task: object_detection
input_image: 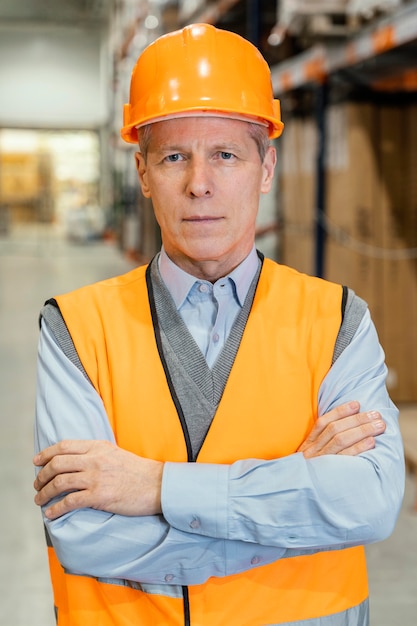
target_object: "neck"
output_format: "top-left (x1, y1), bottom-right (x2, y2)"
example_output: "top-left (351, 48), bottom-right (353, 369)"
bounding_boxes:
top-left (166, 253), bottom-right (247, 282)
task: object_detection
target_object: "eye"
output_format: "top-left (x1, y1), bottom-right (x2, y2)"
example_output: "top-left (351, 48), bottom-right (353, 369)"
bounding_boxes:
top-left (220, 152), bottom-right (234, 160)
top-left (165, 153), bottom-right (183, 162)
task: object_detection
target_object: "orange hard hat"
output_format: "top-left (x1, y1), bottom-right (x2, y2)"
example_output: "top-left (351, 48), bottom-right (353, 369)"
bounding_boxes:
top-left (121, 23), bottom-right (284, 143)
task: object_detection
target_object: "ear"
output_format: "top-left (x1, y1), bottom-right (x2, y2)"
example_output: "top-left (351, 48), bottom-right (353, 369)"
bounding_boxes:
top-left (135, 152), bottom-right (151, 198)
top-left (260, 146), bottom-right (277, 194)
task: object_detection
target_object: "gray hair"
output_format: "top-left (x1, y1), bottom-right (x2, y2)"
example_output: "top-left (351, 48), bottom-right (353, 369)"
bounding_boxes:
top-left (137, 120), bottom-right (270, 163)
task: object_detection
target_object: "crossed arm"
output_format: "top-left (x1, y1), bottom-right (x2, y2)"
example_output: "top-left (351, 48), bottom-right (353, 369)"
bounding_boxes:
top-left (33, 315), bottom-right (405, 584)
top-left (34, 402), bottom-right (385, 520)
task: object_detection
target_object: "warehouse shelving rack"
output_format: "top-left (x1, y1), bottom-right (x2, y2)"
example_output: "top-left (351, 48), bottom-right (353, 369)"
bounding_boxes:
top-left (271, 0), bottom-right (417, 93)
top-left (269, 0), bottom-right (417, 276)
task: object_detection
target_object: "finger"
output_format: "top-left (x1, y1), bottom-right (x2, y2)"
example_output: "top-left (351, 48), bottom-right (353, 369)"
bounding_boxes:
top-left (300, 411), bottom-right (385, 457)
top-left (299, 401), bottom-right (361, 449)
top-left (314, 401), bottom-right (361, 433)
top-left (324, 417), bottom-right (385, 455)
top-left (33, 440), bottom-right (92, 467)
top-left (320, 400), bottom-right (361, 425)
top-left (303, 415), bottom-right (386, 458)
top-left (34, 453), bottom-right (88, 491)
top-left (338, 436), bottom-right (376, 456)
top-left (43, 490), bottom-right (92, 520)
top-left (34, 469), bottom-right (89, 506)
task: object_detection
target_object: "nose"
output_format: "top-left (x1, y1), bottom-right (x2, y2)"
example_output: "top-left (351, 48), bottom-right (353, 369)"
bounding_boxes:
top-left (185, 157), bottom-right (213, 198)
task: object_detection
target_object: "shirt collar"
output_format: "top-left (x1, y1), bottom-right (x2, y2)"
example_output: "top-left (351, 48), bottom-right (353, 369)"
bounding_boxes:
top-left (158, 246), bottom-right (260, 310)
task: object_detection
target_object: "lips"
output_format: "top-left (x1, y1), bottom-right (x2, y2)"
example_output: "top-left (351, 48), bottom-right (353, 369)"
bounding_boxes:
top-left (184, 216), bottom-right (223, 222)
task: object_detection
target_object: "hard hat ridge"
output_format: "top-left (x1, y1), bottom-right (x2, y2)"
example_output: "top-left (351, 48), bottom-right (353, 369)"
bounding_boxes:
top-left (121, 23), bottom-right (284, 143)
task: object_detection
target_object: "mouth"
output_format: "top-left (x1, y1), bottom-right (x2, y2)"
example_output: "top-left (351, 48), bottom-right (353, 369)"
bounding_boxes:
top-left (183, 216), bottom-right (224, 223)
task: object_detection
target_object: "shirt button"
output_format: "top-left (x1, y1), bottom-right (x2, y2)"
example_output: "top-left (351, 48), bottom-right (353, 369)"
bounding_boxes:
top-left (212, 333), bottom-right (219, 343)
top-left (251, 556), bottom-right (261, 565)
top-left (164, 574), bottom-right (174, 583)
top-left (190, 518), bottom-right (200, 529)
top-left (199, 283), bottom-right (209, 293)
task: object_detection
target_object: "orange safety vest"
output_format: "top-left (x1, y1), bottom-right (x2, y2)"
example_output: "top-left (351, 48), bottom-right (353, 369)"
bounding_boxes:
top-left (48, 258), bottom-right (368, 625)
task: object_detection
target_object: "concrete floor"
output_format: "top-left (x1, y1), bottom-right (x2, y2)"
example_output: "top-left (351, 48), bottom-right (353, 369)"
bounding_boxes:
top-left (1, 224), bottom-right (416, 625)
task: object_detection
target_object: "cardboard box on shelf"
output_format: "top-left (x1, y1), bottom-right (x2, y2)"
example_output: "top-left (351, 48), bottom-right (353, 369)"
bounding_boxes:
top-left (280, 100), bottom-right (417, 402)
top-left (324, 102), bottom-right (380, 318)
top-left (405, 105), bottom-right (417, 401)
top-left (377, 105), bottom-right (417, 402)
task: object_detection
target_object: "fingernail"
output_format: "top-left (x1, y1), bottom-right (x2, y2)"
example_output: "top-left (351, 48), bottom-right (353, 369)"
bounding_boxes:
top-left (367, 411), bottom-right (380, 420)
top-left (372, 420), bottom-right (385, 431)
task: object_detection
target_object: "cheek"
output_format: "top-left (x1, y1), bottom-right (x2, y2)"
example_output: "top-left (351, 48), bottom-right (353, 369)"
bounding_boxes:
top-left (151, 202), bottom-right (178, 235)
top-left (145, 171), bottom-right (177, 201)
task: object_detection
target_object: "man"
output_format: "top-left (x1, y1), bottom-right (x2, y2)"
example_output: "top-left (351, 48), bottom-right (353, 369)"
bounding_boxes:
top-left (34, 23), bottom-right (404, 626)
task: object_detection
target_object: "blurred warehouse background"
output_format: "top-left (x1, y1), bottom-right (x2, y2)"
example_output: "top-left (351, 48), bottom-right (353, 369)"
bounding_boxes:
top-left (0, 0), bottom-right (416, 624)
top-left (1, 0), bottom-right (417, 401)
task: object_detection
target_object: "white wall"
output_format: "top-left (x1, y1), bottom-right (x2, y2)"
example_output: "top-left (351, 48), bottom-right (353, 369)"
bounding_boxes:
top-left (0, 25), bottom-right (110, 129)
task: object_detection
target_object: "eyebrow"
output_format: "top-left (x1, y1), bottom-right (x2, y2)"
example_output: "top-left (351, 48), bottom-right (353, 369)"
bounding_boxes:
top-left (212, 142), bottom-right (243, 153)
top-left (154, 145), bottom-right (184, 154)
top-left (153, 142), bottom-right (245, 155)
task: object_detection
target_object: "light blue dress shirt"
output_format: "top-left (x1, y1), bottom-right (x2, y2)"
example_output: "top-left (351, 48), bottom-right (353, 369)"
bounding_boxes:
top-left (158, 246), bottom-right (259, 368)
top-left (34, 248), bottom-right (405, 586)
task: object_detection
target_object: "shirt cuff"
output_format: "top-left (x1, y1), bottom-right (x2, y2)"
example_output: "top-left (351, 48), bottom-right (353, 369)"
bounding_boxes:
top-left (161, 461), bottom-right (229, 539)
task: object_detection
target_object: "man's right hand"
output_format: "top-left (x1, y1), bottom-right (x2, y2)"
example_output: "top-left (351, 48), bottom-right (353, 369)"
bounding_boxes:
top-left (34, 440), bottom-right (164, 520)
top-left (298, 401), bottom-right (386, 459)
